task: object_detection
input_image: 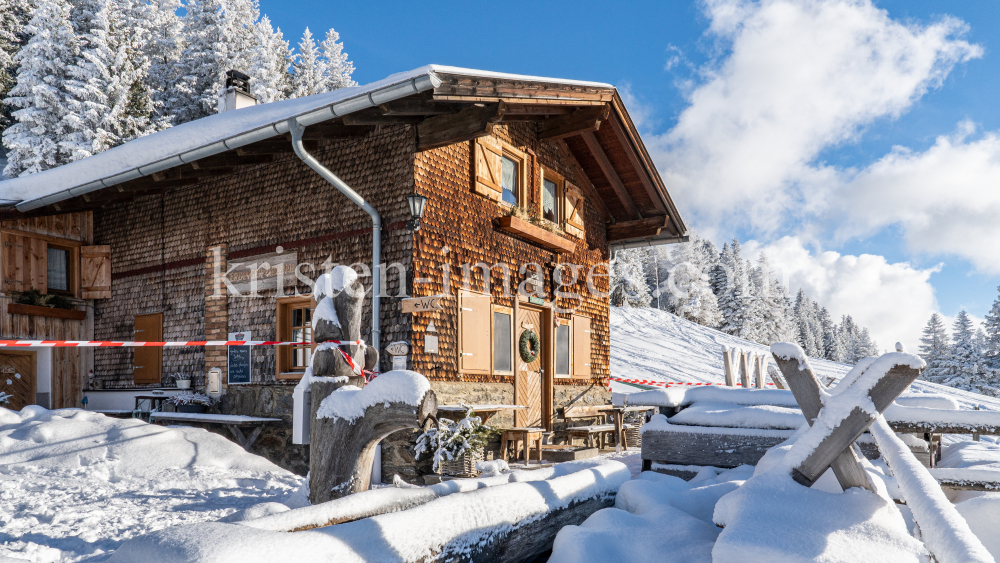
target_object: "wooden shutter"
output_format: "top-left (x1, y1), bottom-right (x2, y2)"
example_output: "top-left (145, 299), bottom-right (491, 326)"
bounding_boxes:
top-left (473, 136), bottom-right (504, 202)
top-left (133, 313), bottom-right (163, 384)
top-left (2, 233), bottom-right (46, 294)
top-left (564, 182), bottom-right (585, 230)
top-left (572, 315), bottom-right (591, 378)
top-left (459, 291), bottom-right (492, 374)
top-left (81, 245), bottom-right (111, 299)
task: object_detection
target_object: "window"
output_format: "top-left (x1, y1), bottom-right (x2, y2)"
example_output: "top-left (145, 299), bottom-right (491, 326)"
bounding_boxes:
top-left (555, 322), bottom-right (570, 377)
top-left (276, 296), bottom-right (316, 379)
top-left (542, 178), bottom-right (558, 223)
top-left (47, 247), bottom-right (70, 292)
top-left (501, 155), bottom-right (519, 205)
top-left (493, 310), bottom-right (512, 373)
top-left (290, 306), bottom-right (312, 369)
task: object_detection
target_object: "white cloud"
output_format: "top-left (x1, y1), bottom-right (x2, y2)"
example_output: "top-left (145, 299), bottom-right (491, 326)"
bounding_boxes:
top-left (743, 236), bottom-right (941, 350)
top-left (654, 0), bottom-right (982, 235)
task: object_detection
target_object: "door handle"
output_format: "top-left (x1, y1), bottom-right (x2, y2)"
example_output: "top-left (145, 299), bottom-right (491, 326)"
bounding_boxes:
top-left (134, 366), bottom-right (143, 369)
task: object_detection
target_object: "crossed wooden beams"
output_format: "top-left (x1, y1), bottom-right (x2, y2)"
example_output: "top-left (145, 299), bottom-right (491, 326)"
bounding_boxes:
top-left (772, 345), bottom-right (922, 492)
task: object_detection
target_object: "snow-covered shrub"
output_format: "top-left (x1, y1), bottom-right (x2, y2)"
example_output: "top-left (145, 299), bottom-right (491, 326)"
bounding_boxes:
top-left (415, 408), bottom-right (497, 474)
top-left (166, 392), bottom-right (213, 407)
top-left (0, 391), bottom-right (10, 405)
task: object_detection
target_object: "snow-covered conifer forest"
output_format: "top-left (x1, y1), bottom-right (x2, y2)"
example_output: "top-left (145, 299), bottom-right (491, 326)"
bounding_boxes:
top-left (0, 0), bottom-right (355, 178)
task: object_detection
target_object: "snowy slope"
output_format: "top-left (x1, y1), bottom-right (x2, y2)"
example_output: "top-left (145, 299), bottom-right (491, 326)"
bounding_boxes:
top-left (610, 307), bottom-right (1000, 411)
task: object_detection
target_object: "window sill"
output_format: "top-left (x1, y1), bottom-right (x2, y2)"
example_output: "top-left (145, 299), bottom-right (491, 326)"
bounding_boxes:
top-left (495, 216), bottom-right (576, 254)
top-left (8, 303), bottom-right (86, 321)
top-left (276, 371), bottom-right (306, 381)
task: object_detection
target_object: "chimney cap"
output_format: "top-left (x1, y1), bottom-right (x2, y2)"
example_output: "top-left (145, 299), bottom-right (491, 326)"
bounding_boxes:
top-left (225, 69), bottom-right (251, 92)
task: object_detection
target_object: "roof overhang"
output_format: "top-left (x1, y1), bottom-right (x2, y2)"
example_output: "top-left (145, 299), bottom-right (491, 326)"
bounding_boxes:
top-left (0, 65), bottom-right (686, 247)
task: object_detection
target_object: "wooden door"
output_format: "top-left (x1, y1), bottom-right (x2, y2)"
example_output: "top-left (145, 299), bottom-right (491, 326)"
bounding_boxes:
top-left (515, 307), bottom-right (543, 428)
top-left (0, 352), bottom-right (36, 411)
top-left (134, 313), bottom-right (162, 385)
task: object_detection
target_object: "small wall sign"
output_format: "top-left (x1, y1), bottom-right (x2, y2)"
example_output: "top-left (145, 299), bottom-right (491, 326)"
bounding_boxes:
top-left (528, 296), bottom-right (545, 305)
top-left (401, 295), bottom-right (445, 313)
top-left (386, 340), bottom-right (409, 371)
top-left (227, 331), bottom-right (251, 385)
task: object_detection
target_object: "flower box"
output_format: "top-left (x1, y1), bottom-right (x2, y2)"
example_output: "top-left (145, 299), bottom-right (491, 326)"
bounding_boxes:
top-left (495, 216), bottom-right (576, 254)
top-left (7, 303), bottom-right (86, 321)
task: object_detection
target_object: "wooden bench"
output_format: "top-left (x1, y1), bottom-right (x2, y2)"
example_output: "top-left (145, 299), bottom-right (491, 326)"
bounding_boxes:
top-left (563, 406), bottom-right (630, 449)
top-left (499, 427), bottom-right (545, 465)
top-left (150, 412), bottom-right (281, 451)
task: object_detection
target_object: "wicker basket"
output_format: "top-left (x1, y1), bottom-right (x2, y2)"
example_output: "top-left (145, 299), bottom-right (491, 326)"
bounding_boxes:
top-left (624, 416), bottom-right (644, 449)
top-left (440, 451), bottom-right (484, 478)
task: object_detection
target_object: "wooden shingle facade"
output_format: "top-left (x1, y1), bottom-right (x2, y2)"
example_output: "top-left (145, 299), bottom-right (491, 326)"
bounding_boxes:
top-left (0, 67), bottom-right (686, 478)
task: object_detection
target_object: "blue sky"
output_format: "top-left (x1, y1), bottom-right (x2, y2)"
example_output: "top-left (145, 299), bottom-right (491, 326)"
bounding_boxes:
top-left (262, 0), bottom-right (1000, 347)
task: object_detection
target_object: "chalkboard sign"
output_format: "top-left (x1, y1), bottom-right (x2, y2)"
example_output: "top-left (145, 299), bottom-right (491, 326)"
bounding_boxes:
top-left (227, 331), bottom-right (252, 385)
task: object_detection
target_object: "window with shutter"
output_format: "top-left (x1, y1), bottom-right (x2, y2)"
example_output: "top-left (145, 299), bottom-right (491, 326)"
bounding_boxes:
top-left (459, 290), bottom-right (492, 374)
top-left (555, 319), bottom-right (571, 378)
top-left (564, 181), bottom-right (585, 237)
top-left (473, 136), bottom-right (504, 202)
top-left (492, 305), bottom-right (513, 374)
top-left (80, 245), bottom-right (111, 299)
top-left (572, 315), bottom-right (592, 378)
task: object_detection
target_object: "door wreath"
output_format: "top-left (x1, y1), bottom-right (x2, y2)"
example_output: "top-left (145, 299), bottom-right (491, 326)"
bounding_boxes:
top-left (519, 329), bottom-right (540, 363)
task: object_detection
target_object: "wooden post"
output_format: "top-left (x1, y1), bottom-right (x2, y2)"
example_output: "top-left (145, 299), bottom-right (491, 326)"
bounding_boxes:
top-left (739, 351), bottom-right (751, 389)
top-left (788, 361), bottom-right (921, 488)
top-left (723, 347), bottom-right (736, 387)
top-left (766, 363), bottom-right (786, 389)
top-left (773, 353), bottom-right (874, 492)
top-left (974, 405), bottom-right (981, 442)
top-left (755, 354), bottom-right (767, 389)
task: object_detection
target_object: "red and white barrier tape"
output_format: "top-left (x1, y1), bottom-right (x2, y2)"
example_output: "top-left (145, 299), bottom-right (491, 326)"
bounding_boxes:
top-left (607, 375), bottom-right (775, 389)
top-left (0, 339), bottom-right (363, 347)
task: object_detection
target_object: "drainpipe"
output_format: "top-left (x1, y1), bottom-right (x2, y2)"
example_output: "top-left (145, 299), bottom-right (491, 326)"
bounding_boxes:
top-left (288, 119), bottom-right (381, 356)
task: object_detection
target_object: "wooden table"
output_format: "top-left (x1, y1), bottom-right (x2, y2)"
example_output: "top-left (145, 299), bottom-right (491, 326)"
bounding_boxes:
top-left (437, 404), bottom-right (527, 423)
top-left (150, 412), bottom-right (281, 451)
top-left (500, 427), bottom-right (545, 465)
top-left (609, 406), bottom-right (655, 449)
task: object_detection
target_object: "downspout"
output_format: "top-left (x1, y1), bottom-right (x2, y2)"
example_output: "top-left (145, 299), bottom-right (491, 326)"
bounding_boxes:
top-left (288, 119), bottom-right (381, 357)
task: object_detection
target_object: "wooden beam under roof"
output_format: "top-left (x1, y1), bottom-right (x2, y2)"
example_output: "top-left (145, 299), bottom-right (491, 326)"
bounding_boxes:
top-left (151, 166), bottom-right (236, 181)
top-left (555, 140), bottom-right (611, 222)
top-left (606, 215), bottom-right (669, 242)
top-left (416, 102), bottom-right (505, 151)
top-left (605, 113), bottom-right (666, 215)
top-left (580, 131), bottom-right (641, 219)
top-left (300, 122), bottom-right (370, 140)
top-left (537, 104), bottom-right (609, 140)
top-left (236, 140), bottom-right (318, 156)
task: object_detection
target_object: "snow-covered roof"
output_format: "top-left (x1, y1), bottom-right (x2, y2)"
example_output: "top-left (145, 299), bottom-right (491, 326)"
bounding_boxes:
top-left (0, 65), bottom-right (614, 212)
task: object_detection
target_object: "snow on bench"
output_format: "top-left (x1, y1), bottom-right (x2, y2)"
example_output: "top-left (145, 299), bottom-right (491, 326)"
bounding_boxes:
top-left (108, 459), bottom-right (631, 563)
top-left (929, 468), bottom-right (1000, 491)
top-left (149, 412), bottom-right (282, 451)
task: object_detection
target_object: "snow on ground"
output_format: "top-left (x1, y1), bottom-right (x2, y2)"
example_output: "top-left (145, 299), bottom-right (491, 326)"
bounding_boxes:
top-left (610, 306), bottom-right (1000, 412)
top-left (0, 406), bottom-right (303, 562)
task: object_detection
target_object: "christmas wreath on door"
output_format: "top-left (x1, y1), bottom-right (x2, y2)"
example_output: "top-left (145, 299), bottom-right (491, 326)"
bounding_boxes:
top-left (519, 329), bottom-right (540, 363)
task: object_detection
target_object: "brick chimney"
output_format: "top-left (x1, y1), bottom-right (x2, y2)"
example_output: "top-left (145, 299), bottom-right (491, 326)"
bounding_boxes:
top-left (218, 69), bottom-right (258, 113)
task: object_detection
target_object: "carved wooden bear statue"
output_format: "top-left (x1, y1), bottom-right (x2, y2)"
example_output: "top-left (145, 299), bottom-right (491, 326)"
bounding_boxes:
top-left (310, 265), bottom-right (378, 386)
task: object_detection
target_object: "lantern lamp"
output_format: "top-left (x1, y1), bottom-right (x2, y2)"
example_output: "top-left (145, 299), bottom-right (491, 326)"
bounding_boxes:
top-left (406, 193), bottom-right (428, 231)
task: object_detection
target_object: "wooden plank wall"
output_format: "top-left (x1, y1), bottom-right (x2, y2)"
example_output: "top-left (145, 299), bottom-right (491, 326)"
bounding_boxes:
top-left (0, 212), bottom-right (92, 408)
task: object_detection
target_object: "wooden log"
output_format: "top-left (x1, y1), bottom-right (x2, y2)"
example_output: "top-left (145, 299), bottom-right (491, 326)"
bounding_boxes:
top-left (723, 347), bottom-right (736, 387)
top-left (417, 102), bottom-right (505, 151)
top-left (790, 362), bottom-right (921, 487)
top-left (309, 380), bottom-right (437, 504)
top-left (456, 496), bottom-right (614, 563)
top-left (773, 353), bottom-right (875, 491)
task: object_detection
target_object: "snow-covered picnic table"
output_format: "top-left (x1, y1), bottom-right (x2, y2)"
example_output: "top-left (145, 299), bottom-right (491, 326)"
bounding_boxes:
top-left (149, 412), bottom-right (282, 451)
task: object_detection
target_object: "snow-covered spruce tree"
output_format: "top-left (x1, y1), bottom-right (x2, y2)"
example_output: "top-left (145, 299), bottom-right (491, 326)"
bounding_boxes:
top-left (716, 239), bottom-right (751, 338)
top-left (919, 313), bottom-right (950, 381)
top-left (819, 307), bottom-right (844, 362)
top-left (610, 248), bottom-right (651, 308)
top-left (173, 0), bottom-right (258, 123)
top-left (319, 27), bottom-right (355, 91)
top-left (291, 27), bottom-right (324, 98)
top-left (138, 0), bottom-right (183, 128)
top-left (3, 0), bottom-right (79, 177)
top-left (0, 0), bottom-right (31, 130)
top-left (247, 15), bottom-right (291, 103)
top-left (794, 289), bottom-right (822, 357)
top-left (983, 286), bottom-right (1000, 369)
top-left (62, 0), bottom-right (153, 159)
top-left (941, 310), bottom-right (993, 394)
top-left (709, 242), bottom-right (730, 299)
top-left (662, 236), bottom-right (721, 327)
